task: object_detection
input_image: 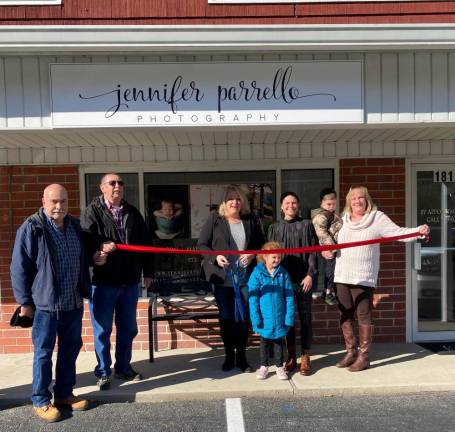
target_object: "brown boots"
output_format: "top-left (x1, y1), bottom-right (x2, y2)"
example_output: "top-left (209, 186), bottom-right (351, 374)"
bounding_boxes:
top-left (284, 345), bottom-right (311, 376)
top-left (284, 345), bottom-right (297, 372)
top-left (299, 352), bottom-right (311, 376)
top-left (337, 321), bottom-right (373, 372)
top-left (336, 320), bottom-right (358, 368)
top-left (348, 324), bottom-right (373, 372)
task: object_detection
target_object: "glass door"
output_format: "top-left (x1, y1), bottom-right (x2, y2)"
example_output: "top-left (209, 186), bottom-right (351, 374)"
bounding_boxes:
top-left (412, 164), bottom-right (455, 341)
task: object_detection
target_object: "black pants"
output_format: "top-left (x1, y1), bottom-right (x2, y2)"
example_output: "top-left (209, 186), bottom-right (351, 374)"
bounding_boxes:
top-left (214, 284), bottom-right (249, 359)
top-left (260, 337), bottom-right (285, 367)
top-left (336, 283), bottom-right (373, 325)
top-left (324, 258), bottom-right (336, 290)
top-left (287, 288), bottom-right (313, 352)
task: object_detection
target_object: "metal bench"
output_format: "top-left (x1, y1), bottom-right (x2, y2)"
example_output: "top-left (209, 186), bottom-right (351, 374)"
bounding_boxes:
top-left (147, 277), bottom-right (219, 362)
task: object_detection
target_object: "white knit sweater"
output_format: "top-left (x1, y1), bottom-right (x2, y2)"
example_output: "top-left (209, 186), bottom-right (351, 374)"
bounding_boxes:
top-left (334, 210), bottom-right (418, 288)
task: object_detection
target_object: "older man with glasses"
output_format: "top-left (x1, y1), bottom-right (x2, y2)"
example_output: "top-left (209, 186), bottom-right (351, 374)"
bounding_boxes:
top-left (81, 173), bottom-right (153, 390)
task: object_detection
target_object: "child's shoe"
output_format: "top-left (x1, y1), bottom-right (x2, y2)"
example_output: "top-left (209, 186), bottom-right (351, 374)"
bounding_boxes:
top-left (276, 366), bottom-right (288, 380)
top-left (324, 291), bottom-right (338, 306)
top-left (256, 366), bottom-right (268, 380)
top-left (312, 291), bottom-right (323, 301)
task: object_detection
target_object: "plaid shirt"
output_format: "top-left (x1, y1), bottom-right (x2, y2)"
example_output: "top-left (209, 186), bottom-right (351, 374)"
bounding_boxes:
top-left (44, 214), bottom-right (83, 311)
top-left (105, 199), bottom-right (125, 242)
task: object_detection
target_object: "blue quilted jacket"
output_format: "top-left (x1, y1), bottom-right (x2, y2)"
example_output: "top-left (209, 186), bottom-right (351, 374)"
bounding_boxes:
top-left (248, 263), bottom-right (294, 340)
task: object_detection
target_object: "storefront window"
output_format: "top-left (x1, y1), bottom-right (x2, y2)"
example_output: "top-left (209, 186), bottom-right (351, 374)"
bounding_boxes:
top-left (281, 169), bottom-right (334, 219)
top-left (144, 171), bottom-right (275, 293)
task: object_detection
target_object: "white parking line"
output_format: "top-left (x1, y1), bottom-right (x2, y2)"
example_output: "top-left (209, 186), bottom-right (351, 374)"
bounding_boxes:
top-left (225, 398), bottom-right (246, 432)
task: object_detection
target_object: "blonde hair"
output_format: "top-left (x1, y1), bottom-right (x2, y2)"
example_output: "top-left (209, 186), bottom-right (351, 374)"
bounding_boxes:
top-left (257, 241), bottom-right (282, 263)
top-left (343, 185), bottom-right (376, 217)
top-left (217, 185), bottom-right (251, 216)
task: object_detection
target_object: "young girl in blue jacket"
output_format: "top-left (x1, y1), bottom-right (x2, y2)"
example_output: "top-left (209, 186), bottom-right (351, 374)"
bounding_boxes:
top-left (248, 242), bottom-right (295, 380)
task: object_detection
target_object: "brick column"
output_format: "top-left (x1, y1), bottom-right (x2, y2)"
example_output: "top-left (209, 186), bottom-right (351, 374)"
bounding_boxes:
top-left (339, 158), bottom-right (406, 342)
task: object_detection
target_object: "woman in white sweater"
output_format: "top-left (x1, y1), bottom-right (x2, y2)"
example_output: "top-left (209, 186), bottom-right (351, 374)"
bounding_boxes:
top-left (333, 185), bottom-right (429, 372)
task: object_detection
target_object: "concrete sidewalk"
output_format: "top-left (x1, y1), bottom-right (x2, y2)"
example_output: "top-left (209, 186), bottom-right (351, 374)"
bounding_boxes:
top-left (1, 344), bottom-right (454, 406)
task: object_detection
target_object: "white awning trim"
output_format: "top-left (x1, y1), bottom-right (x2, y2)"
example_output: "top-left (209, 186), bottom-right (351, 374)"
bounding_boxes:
top-left (2, 24), bottom-right (455, 53)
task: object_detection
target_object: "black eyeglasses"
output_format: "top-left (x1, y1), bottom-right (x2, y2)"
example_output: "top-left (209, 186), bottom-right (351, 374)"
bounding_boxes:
top-left (104, 180), bottom-right (124, 187)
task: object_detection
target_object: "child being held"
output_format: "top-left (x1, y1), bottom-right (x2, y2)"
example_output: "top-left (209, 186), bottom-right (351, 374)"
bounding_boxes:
top-left (153, 199), bottom-right (184, 239)
top-left (311, 188), bottom-right (343, 306)
top-left (248, 242), bottom-right (295, 381)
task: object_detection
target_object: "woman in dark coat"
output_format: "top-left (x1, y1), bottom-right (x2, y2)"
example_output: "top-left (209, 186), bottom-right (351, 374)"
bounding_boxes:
top-left (197, 185), bottom-right (265, 372)
top-left (268, 191), bottom-right (318, 375)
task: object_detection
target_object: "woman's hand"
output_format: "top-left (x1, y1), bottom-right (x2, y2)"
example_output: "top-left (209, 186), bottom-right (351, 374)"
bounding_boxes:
top-left (418, 224), bottom-right (430, 236)
top-left (239, 254), bottom-right (253, 268)
top-left (321, 250), bottom-right (334, 260)
top-left (300, 275), bottom-right (313, 293)
top-left (216, 255), bottom-right (229, 268)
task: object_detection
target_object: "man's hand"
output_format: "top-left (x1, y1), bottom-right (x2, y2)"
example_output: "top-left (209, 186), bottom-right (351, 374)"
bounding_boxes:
top-left (93, 250), bottom-right (108, 266)
top-left (101, 241), bottom-right (116, 253)
top-left (143, 277), bottom-right (153, 289)
top-left (20, 305), bottom-right (34, 319)
top-left (300, 275), bottom-right (313, 293)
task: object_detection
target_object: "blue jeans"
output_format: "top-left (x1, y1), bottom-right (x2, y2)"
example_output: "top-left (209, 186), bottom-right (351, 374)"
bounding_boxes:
top-left (89, 283), bottom-right (139, 377)
top-left (31, 307), bottom-right (83, 407)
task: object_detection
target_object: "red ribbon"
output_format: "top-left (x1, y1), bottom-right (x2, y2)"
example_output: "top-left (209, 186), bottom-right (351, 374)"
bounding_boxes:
top-left (115, 231), bottom-right (426, 255)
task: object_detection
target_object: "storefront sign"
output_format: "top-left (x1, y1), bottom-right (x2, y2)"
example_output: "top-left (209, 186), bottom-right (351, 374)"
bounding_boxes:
top-left (50, 61), bottom-right (363, 128)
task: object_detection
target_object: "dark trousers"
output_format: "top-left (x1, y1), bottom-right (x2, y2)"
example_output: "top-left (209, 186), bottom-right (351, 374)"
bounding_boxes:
top-left (32, 307), bottom-right (83, 407)
top-left (214, 284), bottom-right (249, 359)
top-left (336, 283), bottom-right (373, 325)
top-left (260, 337), bottom-right (285, 367)
top-left (324, 258), bottom-right (336, 290)
top-left (287, 288), bottom-right (313, 353)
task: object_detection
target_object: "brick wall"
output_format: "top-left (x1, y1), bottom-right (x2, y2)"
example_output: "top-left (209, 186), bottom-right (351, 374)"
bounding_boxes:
top-left (0, 160), bottom-right (407, 354)
top-left (0, 165), bottom-right (80, 353)
top-left (339, 158), bottom-right (407, 342)
top-left (0, 164), bottom-right (220, 354)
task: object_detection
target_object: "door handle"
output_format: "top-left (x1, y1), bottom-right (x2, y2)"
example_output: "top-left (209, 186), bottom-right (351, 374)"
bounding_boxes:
top-left (414, 242), bottom-right (421, 271)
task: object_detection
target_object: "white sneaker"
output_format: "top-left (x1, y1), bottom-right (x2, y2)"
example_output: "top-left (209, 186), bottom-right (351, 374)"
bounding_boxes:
top-left (276, 366), bottom-right (288, 380)
top-left (312, 291), bottom-right (323, 300)
top-left (256, 366), bottom-right (268, 380)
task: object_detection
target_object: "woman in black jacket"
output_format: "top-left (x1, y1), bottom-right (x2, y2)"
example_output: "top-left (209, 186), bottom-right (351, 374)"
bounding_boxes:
top-left (197, 185), bottom-right (265, 372)
top-left (268, 191), bottom-right (318, 376)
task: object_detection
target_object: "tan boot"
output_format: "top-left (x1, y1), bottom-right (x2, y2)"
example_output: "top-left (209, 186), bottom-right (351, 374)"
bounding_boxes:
top-left (33, 403), bottom-right (61, 422)
top-left (54, 394), bottom-right (89, 411)
top-left (299, 352), bottom-right (311, 376)
top-left (348, 324), bottom-right (373, 372)
top-left (336, 320), bottom-right (358, 368)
